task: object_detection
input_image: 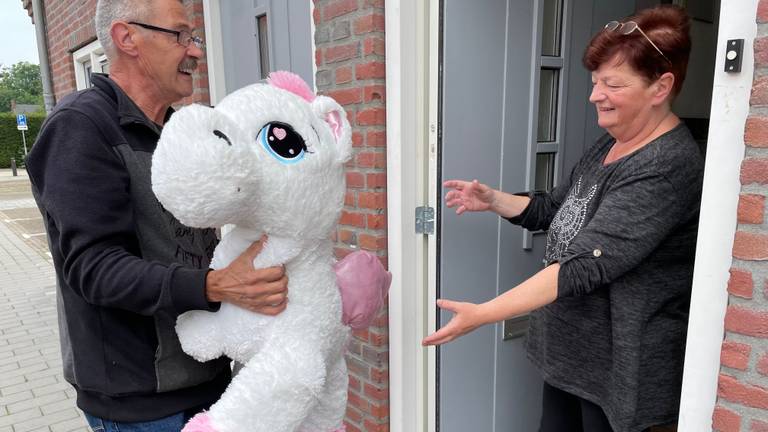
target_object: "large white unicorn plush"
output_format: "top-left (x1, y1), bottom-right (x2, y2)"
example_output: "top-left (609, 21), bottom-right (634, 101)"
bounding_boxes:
top-left (151, 71), bottom-right (386, 432)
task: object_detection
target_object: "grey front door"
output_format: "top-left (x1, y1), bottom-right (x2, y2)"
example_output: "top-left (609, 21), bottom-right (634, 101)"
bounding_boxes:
top-left (219, 0), bottom-right (314, 93)
top-left (437, 0), bottom-right (634, 430)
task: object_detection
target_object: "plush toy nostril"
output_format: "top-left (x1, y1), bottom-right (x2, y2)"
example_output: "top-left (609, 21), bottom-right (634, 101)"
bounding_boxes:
top-left (213, 129), bottom-right (232, 146)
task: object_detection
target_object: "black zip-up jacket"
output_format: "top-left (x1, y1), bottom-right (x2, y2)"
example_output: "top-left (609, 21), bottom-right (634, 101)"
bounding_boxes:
top-left (26, 74), bottom-right (230, 421)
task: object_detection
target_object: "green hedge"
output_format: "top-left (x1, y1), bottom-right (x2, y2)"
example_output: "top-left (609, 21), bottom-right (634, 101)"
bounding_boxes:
top-left (0, 112), bottom-right (45, 168)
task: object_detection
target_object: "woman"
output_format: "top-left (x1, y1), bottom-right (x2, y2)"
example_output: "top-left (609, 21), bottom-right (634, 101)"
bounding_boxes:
top-left (423, 5), bottom-right (702, 432)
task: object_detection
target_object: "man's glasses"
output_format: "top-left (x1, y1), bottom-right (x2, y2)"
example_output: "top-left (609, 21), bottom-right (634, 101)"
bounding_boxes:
top-left (604, 21), bottom-right (670, 64)
top-left (128, 21), bottom-right (205, 49)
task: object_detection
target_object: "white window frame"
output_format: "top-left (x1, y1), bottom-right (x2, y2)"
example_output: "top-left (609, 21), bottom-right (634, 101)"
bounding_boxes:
top-left (202, 0), bottom-right (227, 104)
top-left (73, 40), bottom-right (109, 90)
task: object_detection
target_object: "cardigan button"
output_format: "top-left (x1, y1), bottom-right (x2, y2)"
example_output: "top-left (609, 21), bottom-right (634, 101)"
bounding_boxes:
top-left (593, 249), bottom-right (602, 257)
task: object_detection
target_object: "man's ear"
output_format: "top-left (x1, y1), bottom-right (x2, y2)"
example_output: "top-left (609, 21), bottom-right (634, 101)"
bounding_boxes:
top-left (111, 21), bottom-right (139, 57)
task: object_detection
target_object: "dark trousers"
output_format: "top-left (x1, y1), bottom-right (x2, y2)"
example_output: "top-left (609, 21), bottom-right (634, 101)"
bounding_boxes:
top-left (539, 382), bottom-right (614, 432)
top-left (84, 402), bottom-right (210, 432)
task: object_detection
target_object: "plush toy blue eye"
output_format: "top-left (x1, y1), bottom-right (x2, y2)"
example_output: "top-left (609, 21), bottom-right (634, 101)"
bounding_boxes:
top-left (258, 122), bottom-right (308, 164)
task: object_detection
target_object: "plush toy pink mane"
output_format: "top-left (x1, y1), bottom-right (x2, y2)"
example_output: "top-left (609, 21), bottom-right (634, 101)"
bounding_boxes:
top-left (267, 71), bottom-right (316, 103)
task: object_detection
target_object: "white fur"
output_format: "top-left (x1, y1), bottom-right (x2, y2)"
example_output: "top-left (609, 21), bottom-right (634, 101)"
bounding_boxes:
top-left (151, 74), bottom-right (352, 432)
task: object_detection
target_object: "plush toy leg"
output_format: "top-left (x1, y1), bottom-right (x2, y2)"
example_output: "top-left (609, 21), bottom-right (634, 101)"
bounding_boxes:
top-left (298, 356), bottom-right (348, 432)
top-left (175, 309), bottom-right (226, 362)
top-left (205, 341), bottom-right (327, 432)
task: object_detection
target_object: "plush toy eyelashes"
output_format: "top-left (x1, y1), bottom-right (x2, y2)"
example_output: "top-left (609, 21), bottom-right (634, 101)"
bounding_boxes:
top-left (258, 122), bottom-right (310, 164)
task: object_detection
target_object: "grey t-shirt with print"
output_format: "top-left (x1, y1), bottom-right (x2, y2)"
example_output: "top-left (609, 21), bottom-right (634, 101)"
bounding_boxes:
top-left (509, 123), bottom-right (703, 432)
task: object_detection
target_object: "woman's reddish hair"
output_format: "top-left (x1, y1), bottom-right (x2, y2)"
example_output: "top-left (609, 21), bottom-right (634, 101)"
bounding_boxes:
top-left (583, 5), bottom-right (691, 96)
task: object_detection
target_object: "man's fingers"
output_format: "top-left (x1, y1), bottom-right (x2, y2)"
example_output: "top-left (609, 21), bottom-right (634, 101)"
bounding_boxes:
top-left (250, 301), bottom-right (288, 316)
top-left (250, 266), bottom-right (286, 284)
top-left (263, 293), bottom-right (287, 306)
top-left (243, 277), bottom-right (289, 302)
top-left (243, 236), bottom-right (267, 260)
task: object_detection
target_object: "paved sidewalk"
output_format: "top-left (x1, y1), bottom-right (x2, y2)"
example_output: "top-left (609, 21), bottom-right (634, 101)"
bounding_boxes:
top-left (0, 169), bottom-right (28, 183)
top-left (0, 170), bottom-right (90, 432)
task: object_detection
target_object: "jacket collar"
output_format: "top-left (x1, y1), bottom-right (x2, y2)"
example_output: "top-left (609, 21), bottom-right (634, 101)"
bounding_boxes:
top-left (91, 73), bottom-right (174, 135)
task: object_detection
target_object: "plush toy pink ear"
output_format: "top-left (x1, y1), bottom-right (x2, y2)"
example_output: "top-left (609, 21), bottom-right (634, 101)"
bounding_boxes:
top-left (313, 95), bottom-right (352, 162)
top-left (325, 110), bottom-right (344, 142)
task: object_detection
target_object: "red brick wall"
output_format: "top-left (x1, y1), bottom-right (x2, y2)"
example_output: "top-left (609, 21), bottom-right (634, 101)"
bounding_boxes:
top-left (178, 0), bottom-right (209, 106)
top-left (314, 1), bottom-right (389, 431)
top-left (41, 0), bottom-right (97, 99)
top-left (34, 0), bottom-right (209, 106)
top-left (713, 1), bottom-right (768, 429)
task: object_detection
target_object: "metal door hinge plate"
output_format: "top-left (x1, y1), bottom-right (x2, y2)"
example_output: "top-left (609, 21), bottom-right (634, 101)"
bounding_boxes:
top-left (415, 206), bottom-right (435, 235)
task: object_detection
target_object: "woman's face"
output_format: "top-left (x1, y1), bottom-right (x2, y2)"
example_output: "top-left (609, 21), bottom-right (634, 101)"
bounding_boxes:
top-left (589, 56), bottom-right (661, 140)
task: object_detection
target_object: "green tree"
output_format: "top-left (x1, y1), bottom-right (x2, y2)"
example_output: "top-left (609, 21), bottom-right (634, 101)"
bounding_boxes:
top-left (0, 62), bottom-right (43, 112)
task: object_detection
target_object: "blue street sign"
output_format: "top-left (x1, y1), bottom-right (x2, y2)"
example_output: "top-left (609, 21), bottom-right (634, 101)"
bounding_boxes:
top-left (16, 114), bottom-right (28, 131)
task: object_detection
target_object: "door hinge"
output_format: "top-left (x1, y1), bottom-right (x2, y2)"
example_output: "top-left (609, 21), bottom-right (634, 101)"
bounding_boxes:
top-left (415, 206), bottom-right (435, 235)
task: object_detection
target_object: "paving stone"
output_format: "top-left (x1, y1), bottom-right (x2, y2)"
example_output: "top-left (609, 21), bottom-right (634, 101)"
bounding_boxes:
top-left (31, 382), bottom-right (70, 398)
top-left (7, 391), bottom-right (66, 414)
top-left (0, 407), bottom-right (40, 428)
top-left (0, 390), bottom-right (33, 407)
top-left (13, 407), bottom-right (79, 431)
top-left (1, 377), bottom-right (58, 397)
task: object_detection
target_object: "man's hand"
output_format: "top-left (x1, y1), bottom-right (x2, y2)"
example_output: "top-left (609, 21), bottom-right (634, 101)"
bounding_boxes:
top-left (205, 237), bottom-right (289, 315)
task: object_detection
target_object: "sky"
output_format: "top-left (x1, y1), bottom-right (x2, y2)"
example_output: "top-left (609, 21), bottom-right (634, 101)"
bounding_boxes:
top-left (0, 1), bottom-right (39, 68)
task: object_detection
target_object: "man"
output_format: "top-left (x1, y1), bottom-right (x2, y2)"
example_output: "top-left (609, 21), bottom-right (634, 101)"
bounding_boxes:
top-left (26, 0), bottom-right (291, 429)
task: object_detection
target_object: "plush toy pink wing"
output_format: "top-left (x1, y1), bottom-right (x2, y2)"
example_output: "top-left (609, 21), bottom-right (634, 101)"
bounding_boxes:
top-left (334, 250), bottom-right (391, 329)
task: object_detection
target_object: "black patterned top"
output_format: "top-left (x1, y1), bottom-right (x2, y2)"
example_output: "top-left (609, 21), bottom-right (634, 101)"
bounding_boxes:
top-left (508, 123), bottom-right (704, 432)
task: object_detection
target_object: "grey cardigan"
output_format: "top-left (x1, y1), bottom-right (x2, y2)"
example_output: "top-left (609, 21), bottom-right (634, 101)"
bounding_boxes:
top-left (509, 124), bottom-right (704, 432)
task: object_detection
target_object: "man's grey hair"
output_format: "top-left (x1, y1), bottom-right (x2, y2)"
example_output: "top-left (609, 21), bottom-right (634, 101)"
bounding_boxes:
top-left (95, 0), bottom-right (152, 58)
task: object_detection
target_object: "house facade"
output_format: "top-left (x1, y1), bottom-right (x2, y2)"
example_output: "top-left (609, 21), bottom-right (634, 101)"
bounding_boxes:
top-left (19, 0), bottom-right (768, 430)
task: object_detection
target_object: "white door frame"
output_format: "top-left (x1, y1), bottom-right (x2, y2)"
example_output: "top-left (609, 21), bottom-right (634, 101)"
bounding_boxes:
top-left (679, 0), bottom-right (757, 429)
top-left (204, 0), bottom-right (436, 429)
top-left (385, 0), bottom-right (436, 431)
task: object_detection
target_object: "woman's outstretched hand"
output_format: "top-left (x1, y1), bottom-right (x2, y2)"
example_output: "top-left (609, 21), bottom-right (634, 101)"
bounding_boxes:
top-left (444, 179), bottom-right (496, 215)
top-left (422, 299), bottom-right (488, 346)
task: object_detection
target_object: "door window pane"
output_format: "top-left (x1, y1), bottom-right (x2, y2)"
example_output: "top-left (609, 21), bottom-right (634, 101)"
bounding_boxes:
top-left (256, 14), bottom-right (271, 80)
top-left (541, 0), bottom-right (563, 56)
top-left (535, 153), bottom-right (556, 192)
top-left (537, 69), bottom-right (559, 142)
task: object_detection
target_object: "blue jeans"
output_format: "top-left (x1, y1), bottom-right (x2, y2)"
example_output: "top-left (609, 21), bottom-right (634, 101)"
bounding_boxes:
top-left (84, 412), bottom-right (194, 432)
